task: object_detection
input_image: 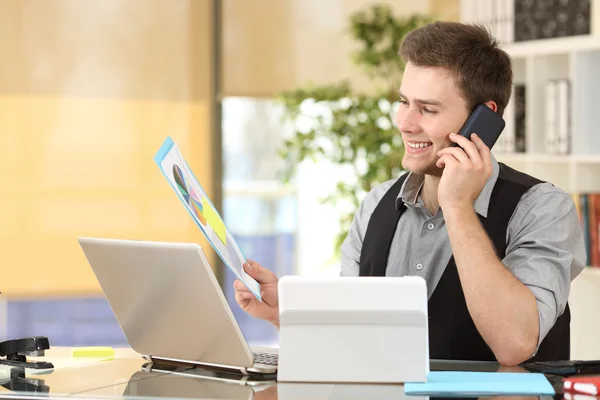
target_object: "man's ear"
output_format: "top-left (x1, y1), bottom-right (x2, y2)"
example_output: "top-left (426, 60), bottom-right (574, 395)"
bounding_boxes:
top-left (483, 100), bottom-right (498, 113)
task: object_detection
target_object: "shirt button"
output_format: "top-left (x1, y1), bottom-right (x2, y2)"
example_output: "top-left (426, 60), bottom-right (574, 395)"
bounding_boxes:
top-left (427, 223), bottom-right (435, 230)
top-left (416, 263), bottom-right (423, 270)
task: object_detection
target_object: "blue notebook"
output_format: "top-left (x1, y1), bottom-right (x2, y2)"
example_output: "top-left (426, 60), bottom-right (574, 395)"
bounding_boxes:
top-left (404, 371), bottom-right (555, 396)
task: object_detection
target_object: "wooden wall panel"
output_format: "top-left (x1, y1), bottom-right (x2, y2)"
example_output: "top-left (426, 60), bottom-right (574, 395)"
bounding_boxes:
top-left (0, 0), bottom-right (215, 297)
top-left (222, 0), bottom-right (432, 96)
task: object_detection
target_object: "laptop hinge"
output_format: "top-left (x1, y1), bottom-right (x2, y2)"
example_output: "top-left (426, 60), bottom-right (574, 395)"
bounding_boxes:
top-left (144, 355), bottom-right (250, 375)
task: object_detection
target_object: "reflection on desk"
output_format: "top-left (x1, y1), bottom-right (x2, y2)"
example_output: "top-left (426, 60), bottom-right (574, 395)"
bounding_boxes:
top-left (0, 347), bottom-right (577, 400)
top-left (277, 382), bottom-right (408, 400)
top-left (84, 370), bottom-right (257, 400)
top-left (0, 347), bottom-right (178, 398)
top-left (0, 366), bottom-right (50, 394)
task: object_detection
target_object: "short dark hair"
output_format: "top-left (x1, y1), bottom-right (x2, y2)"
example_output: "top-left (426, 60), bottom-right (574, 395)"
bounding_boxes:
top-left (398, 21), bottom-right (513, 116)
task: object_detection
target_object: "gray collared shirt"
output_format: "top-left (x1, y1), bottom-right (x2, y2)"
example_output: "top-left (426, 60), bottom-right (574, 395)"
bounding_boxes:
top-left (340, 155), bottom-right (586, 347)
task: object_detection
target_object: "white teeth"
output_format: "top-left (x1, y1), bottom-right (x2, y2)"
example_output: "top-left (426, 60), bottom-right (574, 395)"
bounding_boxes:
top-left (407, 142), bottom-right (432, 149)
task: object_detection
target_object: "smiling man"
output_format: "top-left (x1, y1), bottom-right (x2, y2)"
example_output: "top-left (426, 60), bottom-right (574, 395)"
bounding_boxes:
top-left (234, 21), bottom-right (586, 366)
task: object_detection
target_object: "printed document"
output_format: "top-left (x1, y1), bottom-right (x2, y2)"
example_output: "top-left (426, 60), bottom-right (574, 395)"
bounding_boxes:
top-left (154, 136), bottom-right (262, 300)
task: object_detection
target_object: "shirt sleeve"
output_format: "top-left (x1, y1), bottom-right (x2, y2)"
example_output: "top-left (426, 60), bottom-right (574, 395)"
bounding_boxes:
top-left (504, 182), bottom-right (586, 349)
top-left (339, 203), bottom-right (363, 277)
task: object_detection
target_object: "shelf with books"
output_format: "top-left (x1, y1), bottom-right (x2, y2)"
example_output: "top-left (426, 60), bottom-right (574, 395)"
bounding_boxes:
top-left (460, 0), bottom-right (600, 192)
top-left (492, 45), bottom-right (600, 195)
top-left (460, 0), bottom-right (598, 49)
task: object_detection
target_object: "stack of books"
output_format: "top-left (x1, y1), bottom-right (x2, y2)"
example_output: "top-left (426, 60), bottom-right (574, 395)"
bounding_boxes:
top-left (573, 192), bottom-right (600, 267)
top-left (461, 0), bottom-right (592, 44)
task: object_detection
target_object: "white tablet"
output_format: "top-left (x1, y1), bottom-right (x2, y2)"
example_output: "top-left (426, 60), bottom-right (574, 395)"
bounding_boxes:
top-left (277, 276), bottom-right (429, 383)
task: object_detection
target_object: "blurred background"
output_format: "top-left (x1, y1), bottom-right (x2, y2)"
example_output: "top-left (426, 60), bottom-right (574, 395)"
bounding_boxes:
top-left (2, 0), bottom-right (600, 359)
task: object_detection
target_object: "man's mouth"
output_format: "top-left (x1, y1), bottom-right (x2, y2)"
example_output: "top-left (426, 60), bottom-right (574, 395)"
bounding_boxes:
top-left (406, 141), bottom-right (433, 149)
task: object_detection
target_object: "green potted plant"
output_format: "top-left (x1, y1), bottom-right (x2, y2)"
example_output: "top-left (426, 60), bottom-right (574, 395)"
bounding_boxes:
top-left (276, 4), bottom-right (432, 254)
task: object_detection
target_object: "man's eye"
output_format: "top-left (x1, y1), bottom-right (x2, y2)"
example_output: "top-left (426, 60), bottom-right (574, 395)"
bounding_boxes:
top-left (423, 108), bottom-right (437, 115)
top-left (399, 98), bottom-right (408, 105)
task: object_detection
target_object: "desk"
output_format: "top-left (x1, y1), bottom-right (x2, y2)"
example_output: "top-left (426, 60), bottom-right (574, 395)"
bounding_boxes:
top-left (0, 347), bottom-right (567, 400)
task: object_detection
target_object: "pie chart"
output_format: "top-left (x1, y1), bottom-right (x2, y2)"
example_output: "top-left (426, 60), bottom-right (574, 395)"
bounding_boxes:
top-left (173, 164), bottom-right (207, 225)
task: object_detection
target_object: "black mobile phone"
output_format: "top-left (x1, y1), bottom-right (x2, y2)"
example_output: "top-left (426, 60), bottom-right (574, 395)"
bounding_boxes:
top-left (453, 103), bottom-right (505, 150)
top-left (522, 359), bottom-right (600, 377)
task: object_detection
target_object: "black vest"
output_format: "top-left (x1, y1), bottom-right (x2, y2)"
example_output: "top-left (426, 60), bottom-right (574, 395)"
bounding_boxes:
top-left (359, 163), bottom-right (570, 362)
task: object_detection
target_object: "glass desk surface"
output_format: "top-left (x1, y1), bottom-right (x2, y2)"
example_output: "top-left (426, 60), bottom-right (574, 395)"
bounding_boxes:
top-left (0, 348), bottom-right (571, 400)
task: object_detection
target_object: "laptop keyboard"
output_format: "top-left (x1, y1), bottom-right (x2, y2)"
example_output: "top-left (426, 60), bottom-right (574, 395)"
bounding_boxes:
top-left (253, 352), bottom-right (278, 366)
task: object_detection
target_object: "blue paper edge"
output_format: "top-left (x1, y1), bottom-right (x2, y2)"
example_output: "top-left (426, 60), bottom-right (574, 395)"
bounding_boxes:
top-left (153, 136), bottom-right (175, 166)
top-left (153, 136), bottom-right (262, 301)
top-left (425, 371), bottom-right (553, 381)
top-left (404, 372), bottom-right (555, 397)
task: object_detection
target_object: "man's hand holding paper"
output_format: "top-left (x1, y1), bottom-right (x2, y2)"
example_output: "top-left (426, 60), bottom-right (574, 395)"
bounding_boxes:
top-left (234, 260), bottom-right (281, 329)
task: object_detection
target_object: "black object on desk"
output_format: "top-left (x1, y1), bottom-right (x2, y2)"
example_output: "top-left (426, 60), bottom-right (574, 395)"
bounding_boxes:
top-left (0, 367), bottom-right (50, 394)
top-left (522, 359), bottom-right (600, 376)
top-left (0, 336), bottom-right (54, 369)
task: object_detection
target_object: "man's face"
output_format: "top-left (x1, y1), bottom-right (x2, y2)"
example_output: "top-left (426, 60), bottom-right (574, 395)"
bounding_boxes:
top-left (395, 62), bottom-right (470, 177)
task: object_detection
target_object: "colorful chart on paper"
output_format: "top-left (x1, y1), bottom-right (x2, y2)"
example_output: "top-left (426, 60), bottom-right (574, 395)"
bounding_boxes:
top-left (173, 164), bottom-right (207, 226)
top-left (153, 136), bottom-right (261, 300)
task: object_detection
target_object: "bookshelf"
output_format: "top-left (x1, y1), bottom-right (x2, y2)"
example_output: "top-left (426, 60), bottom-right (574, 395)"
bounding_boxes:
top-left (459, 0), bottom-right (600, 360)
top-left (493, 42), bottom-right (600, 194)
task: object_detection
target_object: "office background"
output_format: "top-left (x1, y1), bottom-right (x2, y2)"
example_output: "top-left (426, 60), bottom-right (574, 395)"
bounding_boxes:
top-left (3, 0), bottom-right (600, 359)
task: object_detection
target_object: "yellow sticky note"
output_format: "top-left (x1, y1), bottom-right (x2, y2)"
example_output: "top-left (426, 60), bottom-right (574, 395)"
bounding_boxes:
top-left (202, 197), bottom-right (227, 245)
top-left (72, 346), bottom-right (115, 360)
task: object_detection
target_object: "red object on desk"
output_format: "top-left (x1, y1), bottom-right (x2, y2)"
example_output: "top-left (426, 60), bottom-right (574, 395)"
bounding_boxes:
top-left (563, 376), bottom-right (600, 395)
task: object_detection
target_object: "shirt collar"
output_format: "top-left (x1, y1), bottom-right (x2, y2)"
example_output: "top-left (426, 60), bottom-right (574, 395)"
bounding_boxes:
top-left (395, 153), bottom-right (500, 218)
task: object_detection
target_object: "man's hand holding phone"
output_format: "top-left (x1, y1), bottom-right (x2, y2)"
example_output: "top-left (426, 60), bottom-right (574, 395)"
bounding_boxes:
top-left (436, 132), bottom-right (493, 214)
top-left (436, 103), bottom-right (503, 214)
top-left (233, 260), bottom-right (281, 329)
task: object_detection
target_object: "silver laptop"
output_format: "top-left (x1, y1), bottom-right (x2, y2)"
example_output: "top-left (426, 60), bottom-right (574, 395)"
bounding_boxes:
top-left (78, 237), bottom-right (278, 375)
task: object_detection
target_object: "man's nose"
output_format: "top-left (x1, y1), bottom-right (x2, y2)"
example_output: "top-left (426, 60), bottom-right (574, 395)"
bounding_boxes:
top-left (396, 107), bottom-right (420, 133)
